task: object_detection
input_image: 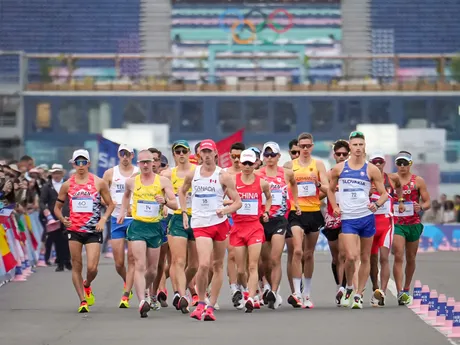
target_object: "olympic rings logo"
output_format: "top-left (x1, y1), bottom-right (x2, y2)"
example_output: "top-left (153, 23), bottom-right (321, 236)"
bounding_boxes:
top-left (218, 8), bottom-right (294, 45)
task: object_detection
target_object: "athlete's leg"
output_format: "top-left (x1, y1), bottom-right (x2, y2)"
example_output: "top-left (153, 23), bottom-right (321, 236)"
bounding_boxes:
top-left (169, 235), bottom-right (188, 296)
top-left (302, 231), bottom-right (320, 300)
top-left (153, 243), bottom-right (168, 306)
top-left (186, 240), bottom-right (198, 287)
top-left (370, 253), bottom-right (379, 291)
top-left (111, 238), bottom-right (127, 281)
top-left (341, 233), bottom-right (359, 290)
top-left (290, 226), bottom-right (304, 294)
top-left (209, 238), bottom-right (228, 306)
top-left (247, 243), bottom-right (262, 299)
top-left (403, 239), bottom-right (420, 291)
top-left (145, 247), bottom-right (161, 291)
top-left (194, 237), bottom-right (213, 302)
top-left (286, 237), bottom-right (295, 293)
top-left (270, 234), bottom-right (285, 292)
top-left (379, 246), bottom-right (390, 292)
top-left (392, 234), bottom-right (406, 292)
top-left (234, 245), bottom-right (248, 290)
top-left (84, 242), bottom-right (101, 287)
top-left (357, 236), bottom-right (373, 295)
top-left (227, 244), bottom-right (239, 291)
top-left (69, 240), bottom-right (85, 302)
top-left (125, 242), bottom-right (135, 293)
top-left (328, 239), bottom-right (340, 285)
top-left (130, 240), bottom-right (148, 302)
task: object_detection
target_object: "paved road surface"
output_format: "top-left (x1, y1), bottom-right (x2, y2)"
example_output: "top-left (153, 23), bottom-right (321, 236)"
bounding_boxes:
top-left (1, 252), bottom-right (459, 345)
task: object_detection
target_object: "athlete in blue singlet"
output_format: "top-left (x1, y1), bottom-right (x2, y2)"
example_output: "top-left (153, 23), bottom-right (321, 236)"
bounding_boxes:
top-left (328, 131), bottom-right (388, 310)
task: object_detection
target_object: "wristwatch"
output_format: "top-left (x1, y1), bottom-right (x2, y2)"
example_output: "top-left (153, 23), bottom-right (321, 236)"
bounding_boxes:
top-left (374, 202), bottom-right (381, 209)
top-left (316, 182), bottom-right (322, 188)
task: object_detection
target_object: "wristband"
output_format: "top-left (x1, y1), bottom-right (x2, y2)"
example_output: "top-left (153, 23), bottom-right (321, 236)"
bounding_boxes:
top-left (374, 202), bottom-right (381, 209)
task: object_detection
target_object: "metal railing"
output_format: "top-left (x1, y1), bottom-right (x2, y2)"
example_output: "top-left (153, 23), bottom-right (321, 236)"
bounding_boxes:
top-left (17, 52), bottom-right (460, 92)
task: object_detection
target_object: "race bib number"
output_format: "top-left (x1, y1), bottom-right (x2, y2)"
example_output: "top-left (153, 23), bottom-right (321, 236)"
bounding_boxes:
top-left (394, 202), bottom-right (414, 217)
top-left (137, 200), bottom-right (160, 217)
top-left (375, 200), bottom-right (391, 215)
top-left (72, 197), bottom-right (93, 213)
top-left (176, 194), bottom-right (192, 209)
top-left (262, 190), bottom-right (282, 205)
top-left (114, 183), bottom-right (125, 204)
top-left (297, 182), bottom-right (316, 197)
top-left (192, 194), bottom-right (217, 211)
top-left (237, 199), bottom-right (258, 215)
top-left (342, 189), bottom-right (366, 202)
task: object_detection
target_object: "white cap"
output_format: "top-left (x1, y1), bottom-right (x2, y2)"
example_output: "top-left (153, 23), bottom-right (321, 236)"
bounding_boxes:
top-left (395, 151), bottom-right (412, 162)
top-left (49, 164), bottom-right (64, 172)
top-left (118, 144), bottom-right (134, 153)
top-left (240, 149), bottom-right (257, 163)
top-left (71, 149), bottom-right (90, 162)
top-left (369, 152), bottom-right (385, 161)
top-left (262, 141), bottom-right (281, 154)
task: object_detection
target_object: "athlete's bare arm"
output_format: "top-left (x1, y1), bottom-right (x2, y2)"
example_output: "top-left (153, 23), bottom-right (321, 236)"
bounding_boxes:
top-left (159, 176), bottom-right (178, 210)
top-left (118, 177), bottom-right (134, 223)
top-left (328, 162), bottom-right (343, 216)
top-left (261, 179), bottom-right (272, 218)
top-left (319, 170), bottom-right (332, 200)
top-left (219, 171), bottom-right (242, 216)
top-left (101, 168), bottom-right (114, 206)
top-left (368, 165), bottom-right (389, 210)
top-left (54, 180), bottom-right (71, 228)
top-left (97, 177), bottom-right (114, 231)
top-left (285, 168), bottom-right (300, 214)
top-left (283, 160), bottom-right (293, 169)
top-left (316, 160), bottom-right (330, 194)
top-left (388, 173), bottom-right (405, 211)
top-left (160, 168), bottom-right (172, 179)
top-left (416, 176), bottom-right (431, 212)
top-left (178, 170), bottom-right (194, 213)
top-left (222, 174), bottom-right (236, 205)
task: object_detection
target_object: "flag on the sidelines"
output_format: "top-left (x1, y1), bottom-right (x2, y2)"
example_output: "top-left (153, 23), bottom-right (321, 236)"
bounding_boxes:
top-left (24, 214), bottom-right (38, 250)
top-left (216, 129), bottom-right (245, 168)
top-left (16, 217), bottom-right (27, 242)
top-left (0, 224), bottom-right (16, 272)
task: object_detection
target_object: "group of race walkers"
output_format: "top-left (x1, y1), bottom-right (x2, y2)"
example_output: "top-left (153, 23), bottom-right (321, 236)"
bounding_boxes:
top-left (53, 130), bottom-right (431, 320)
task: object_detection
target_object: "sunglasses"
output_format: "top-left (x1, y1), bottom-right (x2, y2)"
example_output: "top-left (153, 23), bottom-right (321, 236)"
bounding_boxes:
top-left (334, 152), bottom-right (349, 157)
top-left (138, 159), bottom-right (153, 164)
top-left (153, 158), bottom-right (161, 162)
top-left (263, 152), bottom-right (278, 158)
top-left (174, 148), bottom-right (189, 155)
top-left (231, 154), bottom-right (241, 160)
top-left (396, 159), bottom-right (410, 167)
top-left (119, 150), bottom-right (131, 157)
top-left (371, 158), bottom-right (385, 165)
top-left (299, 144), bottom-right (313, 149)
top-left (290, 150), bottom-right (300, 155)
top-left (74, 160), bottom-right (88, 166)
top-left (242, 161), bottom-right (254, 166)
top-left (349, 131), bottom-right (365, 139)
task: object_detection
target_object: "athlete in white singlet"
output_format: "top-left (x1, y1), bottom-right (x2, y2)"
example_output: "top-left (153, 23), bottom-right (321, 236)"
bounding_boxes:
top-left (102, 144), bottom-right (138, 308)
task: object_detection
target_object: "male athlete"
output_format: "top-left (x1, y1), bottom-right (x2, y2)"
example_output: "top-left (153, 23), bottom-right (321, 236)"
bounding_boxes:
top-left (284, 133), bottom-right (330, 308)
top-left (102, 144), bottom-right (138, 308)
top-left (179, 139), bottom-right (242, 321)
top-left (258, 141), bottom-right (299, 309)
top-left (117, 149), bottom-right (177, 318)
top-left (230, 149), bottom-right (272, 312)
top-left (368, 152), bottom-right (404, 307)
top-left (54, 149), bottom-right (115, 313)
top-left (328, 131), bottom-right (388, 309)
top-left (162, 140), bottom-right (198, 313)
top-left (392, 151), bottom-right (430, 305)
top-left (321, 139), bottom-right (349, 305)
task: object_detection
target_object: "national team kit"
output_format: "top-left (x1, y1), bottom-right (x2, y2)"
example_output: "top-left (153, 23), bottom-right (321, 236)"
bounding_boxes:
top-left (65, 133), bottom-right (430, 319)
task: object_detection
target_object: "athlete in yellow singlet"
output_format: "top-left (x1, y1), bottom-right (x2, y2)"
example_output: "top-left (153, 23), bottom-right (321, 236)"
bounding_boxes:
top-left (161, 140), bottom-right (198, 313)
top-left (117, 149), bottom-right (177, 318)
top-left (283, 132), bottom-right (330, 309)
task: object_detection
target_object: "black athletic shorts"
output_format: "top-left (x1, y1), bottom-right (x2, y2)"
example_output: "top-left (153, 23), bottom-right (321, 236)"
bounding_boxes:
top-left (263, 216), bottom-right (288, 242)
top-left (285, 226), bottom-right (293, 239)
top-left (322, 227), bottom-right (342, 242)
top-left (68, 231), bottom-right (103, 245)
top-left (288, 211), bottom-right (324, 234)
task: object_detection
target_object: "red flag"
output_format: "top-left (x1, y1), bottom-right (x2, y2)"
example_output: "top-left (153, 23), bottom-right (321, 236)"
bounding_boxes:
top-left (0, 224), bottom-right (16, 272)
top-left (24, 215), bottom-right (38, 250)
top-left (216, 129), bottom-right (245, 168)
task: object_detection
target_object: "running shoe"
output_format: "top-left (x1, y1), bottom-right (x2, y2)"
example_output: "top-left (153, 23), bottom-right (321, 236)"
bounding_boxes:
top-left (351, 295), bottom-right (363, 309)
top-left (119, 295), bottom-right (130, 309)
top-left (336, 287), bottom-right (345, 307)
top-left (190, 302), bottom-right (206, 321)
top-left (150, 295), bottom-right (161, 311)
top-left (139, 300), bottom-right (150, 318)
top-left (263, 289), bottom-right (269, 305)
top-left (173, 292), bottom-right (181, 310)
top-left (83, 280), bottom-right (95, 306)
top-left (303, 297), bottom-right (314, 309)
top-left (371, 289), bottom-right (385, 307)
top-left (341, 288), bottom-right (353, 308)
top-left (179, 296), bottom-right (190, 314)
top-left (158, 290), bottom-right (168, 308)
top-left (287, 293), bottom-right (304, 308)
top-left (123, 282), bottom-right (133, 300)
top-left (191, 294), bottom-right (199, 307)
top-left (253, 295), bottom-right (261, 309)
top-left (232, 290), bottom-right (242, 308)
top-left (245, 297), bottom-right (254, 313)
top-left (78, 301), bottom-right (89, 313)
top-left (266, 290), bottom-right (277, 310)
top-left (237, 291), bottom-right (249, 310)
top-left (398, 292), bottom-right (412, 306)
top-left (204, 305), bottom-right (216, 321)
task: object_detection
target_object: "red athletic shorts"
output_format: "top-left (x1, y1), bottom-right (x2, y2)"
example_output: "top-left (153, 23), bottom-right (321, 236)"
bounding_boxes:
top-left (193, 220), bottom-right (230, 242)
top-left (371, 215), bottom-right (393, 255)
top-left (229, 221), bottom-right (265, 247)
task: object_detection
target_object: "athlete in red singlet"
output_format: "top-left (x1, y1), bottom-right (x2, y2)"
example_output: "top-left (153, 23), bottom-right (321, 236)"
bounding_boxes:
top-left (55, 149), bottom-right (115, 313)
top-left (368, 152), bottom-right (404, 307)
top-left (257, 141), bottom-right (299, 309)
top-left (229, 149), bottom-right (272, 313)
top-left (391, 151), bottom-right (431, 306)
